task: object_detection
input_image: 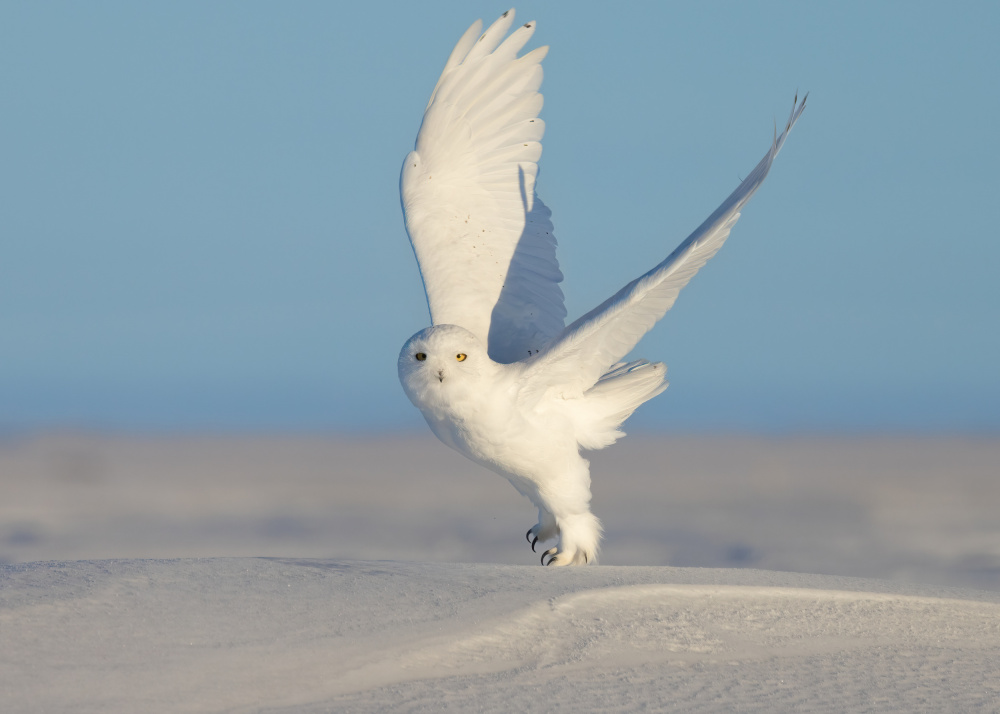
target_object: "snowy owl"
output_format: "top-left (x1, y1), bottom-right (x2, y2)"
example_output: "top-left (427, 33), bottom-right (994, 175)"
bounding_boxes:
top-left (397, 10), bottom-right (805, 566)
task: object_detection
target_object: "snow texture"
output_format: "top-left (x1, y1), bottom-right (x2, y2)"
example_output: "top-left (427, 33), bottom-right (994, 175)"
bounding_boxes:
top-left (1, 434), bottom-right (999, 712)
top-left (2, 559), bottom-right (999, 713)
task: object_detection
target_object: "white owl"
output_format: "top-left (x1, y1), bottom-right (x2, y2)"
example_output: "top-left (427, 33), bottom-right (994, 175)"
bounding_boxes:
top-left (397, 10), bottom-right (805, 565)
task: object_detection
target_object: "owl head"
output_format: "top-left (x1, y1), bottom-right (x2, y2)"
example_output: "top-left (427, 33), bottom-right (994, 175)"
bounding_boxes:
top-left (397, 324), bottom-right (491, 408)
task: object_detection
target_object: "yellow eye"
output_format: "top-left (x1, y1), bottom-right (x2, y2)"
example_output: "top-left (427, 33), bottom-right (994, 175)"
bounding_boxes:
top-left (456, 353), bottom-right (467, 362)
top-left (415, 352), bottom-right (427, 361)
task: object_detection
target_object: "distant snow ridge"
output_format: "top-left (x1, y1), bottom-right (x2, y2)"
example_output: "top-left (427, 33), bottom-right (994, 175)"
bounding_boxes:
top-left (397, 9), bottom-right (806, 565)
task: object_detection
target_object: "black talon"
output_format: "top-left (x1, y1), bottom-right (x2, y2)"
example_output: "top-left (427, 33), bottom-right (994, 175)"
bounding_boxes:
top-left (541, 547), bottom-right (558, 566)
top-left (526, 528), bottom-right (533, 545)
top-left (531, 536), bottom-right (538, 552)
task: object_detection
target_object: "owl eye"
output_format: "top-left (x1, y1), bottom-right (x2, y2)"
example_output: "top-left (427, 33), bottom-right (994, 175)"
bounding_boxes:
top-left (456, 353), bottom-right (467, 362)
top-left (414, 352), bottom-right (427, 361)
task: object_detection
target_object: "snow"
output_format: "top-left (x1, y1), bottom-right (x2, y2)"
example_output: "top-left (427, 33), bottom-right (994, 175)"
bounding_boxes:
top-left (2, 559), bottom-right (999, 712)
top-left (2, 434), bottom-right (999, 712)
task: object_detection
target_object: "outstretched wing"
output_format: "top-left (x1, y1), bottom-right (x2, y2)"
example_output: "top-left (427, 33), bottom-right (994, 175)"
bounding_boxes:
top-left (523, 95), bottom-right (808, 393)
top-left (400, 10), bottom-right (566, 364)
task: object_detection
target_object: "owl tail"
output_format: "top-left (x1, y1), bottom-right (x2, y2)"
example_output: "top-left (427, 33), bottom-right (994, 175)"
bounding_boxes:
top-left (575, 360), bottom-right (668, 451)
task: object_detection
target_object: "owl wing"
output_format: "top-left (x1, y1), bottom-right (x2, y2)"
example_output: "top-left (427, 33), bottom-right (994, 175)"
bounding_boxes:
top-left (522, 94), bottom-right (807, 395)
top-left (400, 10), bottom-right (566, 364)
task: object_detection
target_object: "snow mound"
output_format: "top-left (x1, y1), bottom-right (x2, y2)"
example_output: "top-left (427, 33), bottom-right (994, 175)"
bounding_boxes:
top-left (3, 558), bottom-right (998, 713)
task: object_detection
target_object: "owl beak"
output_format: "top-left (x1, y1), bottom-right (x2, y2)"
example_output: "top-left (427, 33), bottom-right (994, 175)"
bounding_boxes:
top-left (437, 369), bottom-right (445, 383)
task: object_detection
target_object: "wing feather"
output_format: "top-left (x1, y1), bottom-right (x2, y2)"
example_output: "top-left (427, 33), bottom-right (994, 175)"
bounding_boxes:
top-left (401, 10), bottom-right (566, 363)
top-left (424, 22), bottom-right (482, 110)
top-left (523, 95), bottom-right (808, 393)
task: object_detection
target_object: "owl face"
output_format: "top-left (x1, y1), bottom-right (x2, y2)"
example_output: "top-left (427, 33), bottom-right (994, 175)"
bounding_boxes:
top-left (397, 324), bottom-right (489, 408)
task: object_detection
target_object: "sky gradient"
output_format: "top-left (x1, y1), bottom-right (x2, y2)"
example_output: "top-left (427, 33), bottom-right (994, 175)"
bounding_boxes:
top-left (2, 1), bottom-right (998, 433)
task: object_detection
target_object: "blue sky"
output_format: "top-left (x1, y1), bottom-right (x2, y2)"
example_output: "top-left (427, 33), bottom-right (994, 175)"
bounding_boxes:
top-left (2, 1), bottom-right (998, 432)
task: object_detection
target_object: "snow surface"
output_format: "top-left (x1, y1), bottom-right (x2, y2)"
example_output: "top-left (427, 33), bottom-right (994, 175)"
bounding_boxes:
top-left (3, 558), bottom-right (1000, 713)
top-left (2, 434), bottom-right (999, 711)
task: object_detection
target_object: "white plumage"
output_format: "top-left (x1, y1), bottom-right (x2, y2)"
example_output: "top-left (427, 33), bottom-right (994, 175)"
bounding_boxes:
top-left (398, 9), bottom-right (806, 565)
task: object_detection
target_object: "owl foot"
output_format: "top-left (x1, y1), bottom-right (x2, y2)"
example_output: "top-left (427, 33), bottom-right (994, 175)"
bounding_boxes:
top-left (526, 512), bottom-right (558, 553)
top-left (538, 512), bottom-right (601, 565)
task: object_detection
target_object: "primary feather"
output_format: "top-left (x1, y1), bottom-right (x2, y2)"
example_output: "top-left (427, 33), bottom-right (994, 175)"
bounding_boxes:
top-left (397, 10), bottom-right (806, 566)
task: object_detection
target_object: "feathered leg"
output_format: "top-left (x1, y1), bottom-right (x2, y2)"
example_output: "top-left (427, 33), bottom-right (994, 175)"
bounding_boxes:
top-left (532, 455), bottom-right (602, 566)
top-left (541, 510), bottom-right (602, 565)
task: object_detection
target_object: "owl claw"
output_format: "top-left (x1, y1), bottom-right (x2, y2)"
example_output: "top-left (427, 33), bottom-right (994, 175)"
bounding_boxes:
top-left (541, 547), bottom-right (558, 566)
top-left (526, 528), bottom-right (540, 552)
